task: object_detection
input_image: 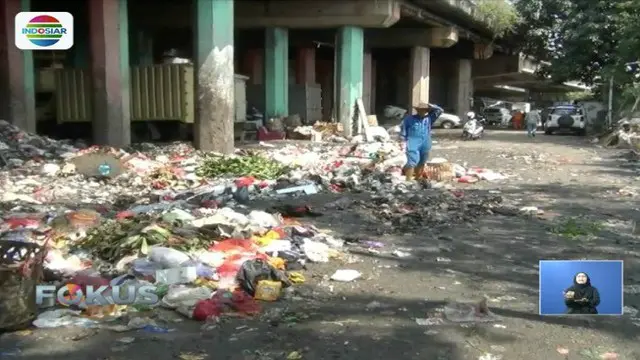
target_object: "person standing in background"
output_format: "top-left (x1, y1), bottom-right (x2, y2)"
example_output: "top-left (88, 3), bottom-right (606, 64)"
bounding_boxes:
top-left (512, 110), bottom-right (524, 130)
top-left (525, 109), bottom-right (541, 137)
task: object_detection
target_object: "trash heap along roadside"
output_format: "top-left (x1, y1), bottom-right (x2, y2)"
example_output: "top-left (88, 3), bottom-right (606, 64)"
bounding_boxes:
top-left (0, 119), bottom-right (511, 331)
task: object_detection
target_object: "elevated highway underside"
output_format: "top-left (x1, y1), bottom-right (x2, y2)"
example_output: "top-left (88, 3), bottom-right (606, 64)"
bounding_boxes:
top-left (0, 0), bottom-right (584, 149)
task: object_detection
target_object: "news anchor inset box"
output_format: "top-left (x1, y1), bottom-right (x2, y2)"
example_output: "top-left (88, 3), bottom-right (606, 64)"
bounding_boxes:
top-left (539, 260), bottom-right (623, 316)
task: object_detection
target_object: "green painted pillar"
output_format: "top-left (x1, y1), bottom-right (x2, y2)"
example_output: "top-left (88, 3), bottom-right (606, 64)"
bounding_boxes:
top-left (194, 0), bottom-right (234, 153)
top-left (0, 0), bottom-right (36, 132)
top-left (336, 26), bottom-right (364, 138)
top-left (89, 0), bottom-right (131, 146)
top-left (264, 27), bottom-right (288, 118)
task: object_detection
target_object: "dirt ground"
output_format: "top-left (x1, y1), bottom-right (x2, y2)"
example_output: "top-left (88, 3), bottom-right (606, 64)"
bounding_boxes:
top-left (2, 129), bottom-right (640, 360)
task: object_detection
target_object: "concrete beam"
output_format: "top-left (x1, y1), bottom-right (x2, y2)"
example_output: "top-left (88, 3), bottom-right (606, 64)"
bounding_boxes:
top-left (473, 54), bottom-right (538, 79)
top-left (236, 0), bottom-right (400, 28)
top-left (366, 27), bottom-right (458, 48)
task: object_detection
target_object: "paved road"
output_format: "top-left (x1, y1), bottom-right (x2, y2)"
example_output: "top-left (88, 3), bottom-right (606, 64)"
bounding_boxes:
top-left (2, 130), bottom-right (639, 360)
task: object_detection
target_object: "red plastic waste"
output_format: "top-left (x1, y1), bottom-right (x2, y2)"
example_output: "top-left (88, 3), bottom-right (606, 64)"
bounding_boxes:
top-left (257, 127), bottom-right (285, 141)
top-left (116, 211), bottom-right (135, 220)
top-left (67, 274), bottom-right (110, 294)
top-left (3, 216), bottom-right (42, 230)
top-left (234, 176), bottom-right (256, 188)
top-left (458, 175), bottom-right (479, 184)
top-left (209, 239), bottom-right (257, 253)
top-left (192, 289), bottom-right (261, 321)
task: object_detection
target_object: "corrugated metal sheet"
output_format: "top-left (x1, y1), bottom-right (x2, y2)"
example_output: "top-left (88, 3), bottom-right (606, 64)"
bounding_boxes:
top-left (131, 64), bottom-right (188, 121)
top-left (54, 69), bottom-right (91, 123)
top-left (54, 65), bottom-right (195, 123)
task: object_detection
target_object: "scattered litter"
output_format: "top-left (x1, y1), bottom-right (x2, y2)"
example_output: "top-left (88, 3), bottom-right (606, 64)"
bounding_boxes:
top-left (330, 269), bottom-right (362, 282)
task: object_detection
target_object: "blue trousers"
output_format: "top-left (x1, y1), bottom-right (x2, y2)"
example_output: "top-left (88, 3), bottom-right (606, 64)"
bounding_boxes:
top-left (405, 137), bottom-right (430, 168)
top-left (526, 122), bottom-right (537, 136)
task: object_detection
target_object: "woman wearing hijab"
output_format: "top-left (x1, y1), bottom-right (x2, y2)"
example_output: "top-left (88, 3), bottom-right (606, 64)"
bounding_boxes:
top-left (564, 272), bottom-right (600, 314)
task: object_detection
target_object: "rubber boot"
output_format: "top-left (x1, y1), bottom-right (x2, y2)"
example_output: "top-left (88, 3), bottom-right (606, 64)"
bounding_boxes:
top-left (405, 168), bottom-right (415, 181)
top-left (414, 164), bottom-right (425, 179)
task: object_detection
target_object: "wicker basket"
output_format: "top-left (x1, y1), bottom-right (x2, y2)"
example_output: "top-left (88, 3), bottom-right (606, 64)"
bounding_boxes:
top-left (0, 240), bottom-right (45, 331)
top-left (423, 162), bottom-right (454, 182)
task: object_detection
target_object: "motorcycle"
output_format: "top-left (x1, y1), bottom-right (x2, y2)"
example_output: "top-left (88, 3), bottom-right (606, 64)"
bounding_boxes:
top-left (462, 116), bottom-right (485, 140)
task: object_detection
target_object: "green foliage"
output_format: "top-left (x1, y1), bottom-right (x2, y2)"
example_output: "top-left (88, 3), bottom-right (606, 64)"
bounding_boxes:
top-left (196, 153), bottom-right (290, 179)
top-left (509, 0), bottom-right (640, 88)
top-left (474, 0), bottom-right (521, 38)
top-left (565, 91), bottom-right (595, 101)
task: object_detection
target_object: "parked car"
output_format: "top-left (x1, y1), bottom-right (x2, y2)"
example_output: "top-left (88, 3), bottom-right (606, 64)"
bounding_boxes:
top-left (544, 105), bottom-right (586, 135)
top-left (382, 105), bottom-right (462, 128)
top-left (482, 107), bottom-right (511, 126)
top-left (433, 112), bottom-right (462, 129)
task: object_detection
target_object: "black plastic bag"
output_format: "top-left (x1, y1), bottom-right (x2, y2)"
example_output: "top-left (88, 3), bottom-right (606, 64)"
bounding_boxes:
top-left (236, 259), bottom-right (291, 296)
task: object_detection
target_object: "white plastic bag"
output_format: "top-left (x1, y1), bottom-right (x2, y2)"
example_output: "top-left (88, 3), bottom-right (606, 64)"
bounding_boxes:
top-left (330, 269), bottom-right (362, 282)
top-left (161, 285), bottom-right (213, 309)
top-left (148, 246), bottom-right (190, 268)
top-left (302, 239), bottom-right (330, 263)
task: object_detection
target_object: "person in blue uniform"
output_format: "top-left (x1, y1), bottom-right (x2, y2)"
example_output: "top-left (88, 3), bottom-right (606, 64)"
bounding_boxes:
top-left (400, 102), bottom-right (443, 180)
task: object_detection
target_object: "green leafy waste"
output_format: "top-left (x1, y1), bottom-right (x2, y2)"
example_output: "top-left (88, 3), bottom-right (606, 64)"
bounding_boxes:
top-left (196, 154), bottom-right (291, 180)
top-left (75, 215), bottom-right (212, 263)
top-left (550, 217), bottom-right (603, 239)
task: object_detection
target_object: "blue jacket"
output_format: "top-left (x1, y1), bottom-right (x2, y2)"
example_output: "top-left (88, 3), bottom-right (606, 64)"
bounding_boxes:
top-left (400, 105), bottom-right (443, 141)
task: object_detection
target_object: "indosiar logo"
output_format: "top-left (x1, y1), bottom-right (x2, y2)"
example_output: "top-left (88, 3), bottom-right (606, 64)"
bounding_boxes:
top-left (15, 12), bottom-right (74, 50)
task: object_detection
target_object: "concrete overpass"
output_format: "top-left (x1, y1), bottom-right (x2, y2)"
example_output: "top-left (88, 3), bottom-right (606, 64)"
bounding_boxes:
top-left (0, 0), bottom-right (578, 149)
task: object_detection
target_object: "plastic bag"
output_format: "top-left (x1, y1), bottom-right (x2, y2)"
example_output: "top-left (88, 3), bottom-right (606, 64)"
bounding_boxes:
top-left (236, 259), bottom-right (291, 296)
top-left (148, 246), bottom-right (190, 268)
top-left (161, 285), bottom-right (213, 309)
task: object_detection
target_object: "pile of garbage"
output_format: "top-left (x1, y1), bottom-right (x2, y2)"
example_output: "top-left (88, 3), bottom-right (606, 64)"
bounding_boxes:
top-left (0, 118), bottom-right (511, 331)
top-left (2, 204), bottom-right (349, 329)
top-left (600, 118), bottom-right (640, 149)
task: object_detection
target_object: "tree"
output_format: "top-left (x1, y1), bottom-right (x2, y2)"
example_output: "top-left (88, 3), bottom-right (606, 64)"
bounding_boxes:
top-left (507, 0), bottom-right (640, 88)
top-left (474, 0), bottom-right (521, 40)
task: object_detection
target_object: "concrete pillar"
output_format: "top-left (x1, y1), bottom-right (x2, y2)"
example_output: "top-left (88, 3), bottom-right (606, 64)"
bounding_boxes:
top-left (371, 58), bottom-right (377, 113)
top-left (264, 27), bottom-right (288, 117)
top-left (194, 0), bottom-right (234, 153)
top-left (362, 51), bottom-right (372, 113)
top-left (451, 59), bottom-right (473, 119)
top-left (89, 0), bottom-right (131, 147)
top-left (243, 49), bottom-right (263, 84)
top-left (317, 59), bottom-right (332, 120)
top-left (0, 0), bottom-right (36, 133)
top-left (409, 46), bottom-right (430, 111)
top-left (295, 48), bottom-right (316, 84)
top-left (336, 26), bottom-right (364, 137)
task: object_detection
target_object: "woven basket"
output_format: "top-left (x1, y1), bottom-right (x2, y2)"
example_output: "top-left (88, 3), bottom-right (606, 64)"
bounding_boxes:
top-left (0, 240), bottom-right (45, 331)
top-left (423, 162), bottom-right (454, 182)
